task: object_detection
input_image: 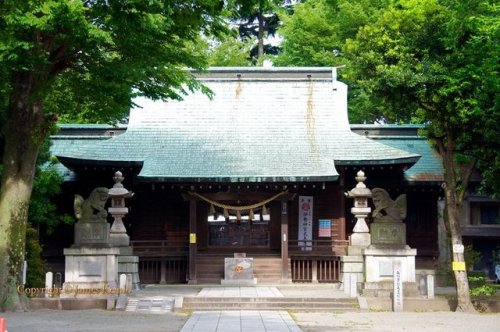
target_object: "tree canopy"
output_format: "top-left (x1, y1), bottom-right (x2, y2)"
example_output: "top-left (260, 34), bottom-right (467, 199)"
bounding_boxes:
top-left (345, 0), bottom-right (498, 311)
top-left (0, 0), bottom-right (225, 311)
top-left (274, 0), bottom-right (393, 122)
top-left (276, 0), bottom-right (499, 312)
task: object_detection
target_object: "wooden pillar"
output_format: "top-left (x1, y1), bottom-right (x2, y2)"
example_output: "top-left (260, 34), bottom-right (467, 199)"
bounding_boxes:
top-left (339, 173), bottom-right (347, 241)
top-left (188, 199), bottom-right (197, 284)
top-left (311, 260), bottom-right (318, 283)
top-left (281, 198), bottom-right (290, 282)
top-left (160, 260), bottom-right (166, 284)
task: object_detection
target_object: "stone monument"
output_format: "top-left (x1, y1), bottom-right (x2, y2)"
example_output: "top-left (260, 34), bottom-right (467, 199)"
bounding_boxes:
top-left (341, 170), bottom-right (372, 296)
top-left (63, 187), bottom-right (120, 308)
top-left (362, 188), bottom-right (418, 297)
top-left (221, 253), bottom-right (257, 286)
top-left (108, 171), bottom-right (140, 290)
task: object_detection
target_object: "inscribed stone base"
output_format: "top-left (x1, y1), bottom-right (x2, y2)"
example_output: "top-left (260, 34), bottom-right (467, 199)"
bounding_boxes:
top-left (363, 246), bottom-right (417, 283)
top-left (370, 222), bottom-right (406, 245)
top-left (74, 222), bottom-right (111, 246)
top-left (63, 247), bottom-right (120, 300)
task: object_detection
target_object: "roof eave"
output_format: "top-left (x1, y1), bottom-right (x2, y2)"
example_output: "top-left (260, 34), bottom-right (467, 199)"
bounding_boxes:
top-left (335, 156), bottom-right (420, 166)
top-left (136, 175), bottom-right (339, 183)
top-left (56, 156), bottom-right (144, 168)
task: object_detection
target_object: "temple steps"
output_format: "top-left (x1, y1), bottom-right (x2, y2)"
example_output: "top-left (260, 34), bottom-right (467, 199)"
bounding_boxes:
top-left (180, 296), bottom-right (359, 312)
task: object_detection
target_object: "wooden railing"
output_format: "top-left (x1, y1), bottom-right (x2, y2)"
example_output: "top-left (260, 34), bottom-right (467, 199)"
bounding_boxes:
top-left (288, 239), bottom-right (343, 283)
top-left (131, 239), bottom-right (344, 284)
top-left (131, 240), bottom-right (188, 284)
top-left (131, 240), bottom-right (188, 256)
top-left (291, 256), bottom-right (341, 283)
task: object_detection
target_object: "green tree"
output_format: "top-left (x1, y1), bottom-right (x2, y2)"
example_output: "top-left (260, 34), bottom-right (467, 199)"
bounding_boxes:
top-left (207, 31), bottom-right (254, 66)
top-left (0, 0), bottom-right (224, 311)
top-left (345, 0), bottom-right (499, 312)
top-left (227, 0), bottom-right (287, 62)
top-left (274, 0), bottom-right (392, 122)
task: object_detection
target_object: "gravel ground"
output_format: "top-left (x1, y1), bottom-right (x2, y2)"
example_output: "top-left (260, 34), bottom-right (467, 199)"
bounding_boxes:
top-left (294, 311), bottom-right (500, 332)
top-left (0, 309), bottom-right (188, 332)
top-left (2, 310), bottom-right (500, 332)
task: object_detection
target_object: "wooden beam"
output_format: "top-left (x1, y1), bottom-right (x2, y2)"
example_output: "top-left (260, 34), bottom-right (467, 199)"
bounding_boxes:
top-left (339, 177), bottom-right (346, 241)
top-left (188, 191), bottom-right (296, 202)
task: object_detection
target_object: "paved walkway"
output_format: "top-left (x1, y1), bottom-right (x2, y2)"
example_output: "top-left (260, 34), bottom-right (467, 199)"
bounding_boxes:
top-left (180, 287), bottom-right (302, 332)
top-left (180, 310), bottom-right (302, 332)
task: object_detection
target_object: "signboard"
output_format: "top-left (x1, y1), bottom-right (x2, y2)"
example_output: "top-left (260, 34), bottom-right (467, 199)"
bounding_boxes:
top-left (393, 261), bottom-right (403, 312)
top-left (318, 219), bottom-right (332, 237)
top-left (298, 196), bottom-right (313, 250)
top-left (453, 244), bottom-right (464, 254)
top-left (452, 261), bottom-right (466, 271)
top-left (189, 233), bottom-right (197, 244)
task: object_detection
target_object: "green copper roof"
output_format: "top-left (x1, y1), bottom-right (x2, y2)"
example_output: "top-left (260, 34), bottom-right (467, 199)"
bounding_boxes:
top-left (56, 67), bottom-right (420, 182)
top-left (351, 124), bottom-right (444, 183)
top-left (373, 136), bottom-right (443, 182)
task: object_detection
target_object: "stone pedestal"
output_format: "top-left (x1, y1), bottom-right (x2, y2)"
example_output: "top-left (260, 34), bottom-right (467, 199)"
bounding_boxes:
top-left (362, 245), bottom-right (418, 297)
top-left (117, 254), bottom-right (140, 290)
top-left (63, 247), bottom-right (120, 308)
top-left (221, 257), bottom-right (257, 286)
top-left (342, 232), bottom-right (371, 285)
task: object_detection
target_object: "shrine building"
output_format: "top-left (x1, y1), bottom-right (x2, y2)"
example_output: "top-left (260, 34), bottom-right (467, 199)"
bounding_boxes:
top-left (51, 67), bottom-right (452, 284)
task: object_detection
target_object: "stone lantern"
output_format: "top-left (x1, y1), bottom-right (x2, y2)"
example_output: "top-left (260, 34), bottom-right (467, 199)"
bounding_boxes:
top-left (108, 171), bottom-right (134, 248)
top-left (342, 170), bottom-right (372, 294)
top-left (346, 170), bottom-right (372, 235)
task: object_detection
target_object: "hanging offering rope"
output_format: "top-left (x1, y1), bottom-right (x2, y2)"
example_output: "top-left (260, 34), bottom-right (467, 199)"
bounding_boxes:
top-left (188, 190), bottom-right (288, 212)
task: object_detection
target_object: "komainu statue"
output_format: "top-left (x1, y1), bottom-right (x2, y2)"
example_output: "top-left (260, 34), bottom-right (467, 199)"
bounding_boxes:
top-left (371, 188), bottom-right (406, 223)
top-left (74, 187), bottom-right (109, 223)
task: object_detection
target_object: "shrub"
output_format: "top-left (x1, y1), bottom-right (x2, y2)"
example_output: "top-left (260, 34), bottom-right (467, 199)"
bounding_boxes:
top-left (25, 227), bottom-right (46, 288)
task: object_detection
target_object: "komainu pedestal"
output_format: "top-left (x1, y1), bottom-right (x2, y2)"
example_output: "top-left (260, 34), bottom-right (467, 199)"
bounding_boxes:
top-left (63, 187), bottom-right (119, 309)
top-left (362, 188), bottom-right (418, 297)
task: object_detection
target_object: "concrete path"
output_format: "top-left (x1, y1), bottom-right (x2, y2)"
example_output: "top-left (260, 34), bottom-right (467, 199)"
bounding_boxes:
top-left (180, 310), bottom-right (302, 332)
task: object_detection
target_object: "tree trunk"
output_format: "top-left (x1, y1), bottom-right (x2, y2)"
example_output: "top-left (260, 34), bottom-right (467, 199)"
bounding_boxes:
top-left (439, 137), bottom-right (476, 313)
top-left (257, 12), bottom-right (265, 60)
top-left (0, 72), bottom-right (46, 311)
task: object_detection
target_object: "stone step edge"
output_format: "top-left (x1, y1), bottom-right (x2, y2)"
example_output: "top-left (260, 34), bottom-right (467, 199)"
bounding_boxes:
top-left (183, 297), bottom-right (356, 303)
top-left (177, 307), bottom-right (358, 312)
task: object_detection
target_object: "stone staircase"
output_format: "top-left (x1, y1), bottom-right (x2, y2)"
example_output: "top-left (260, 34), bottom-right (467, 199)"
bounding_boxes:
top-left (180, 296), bottom-right (359, 312)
